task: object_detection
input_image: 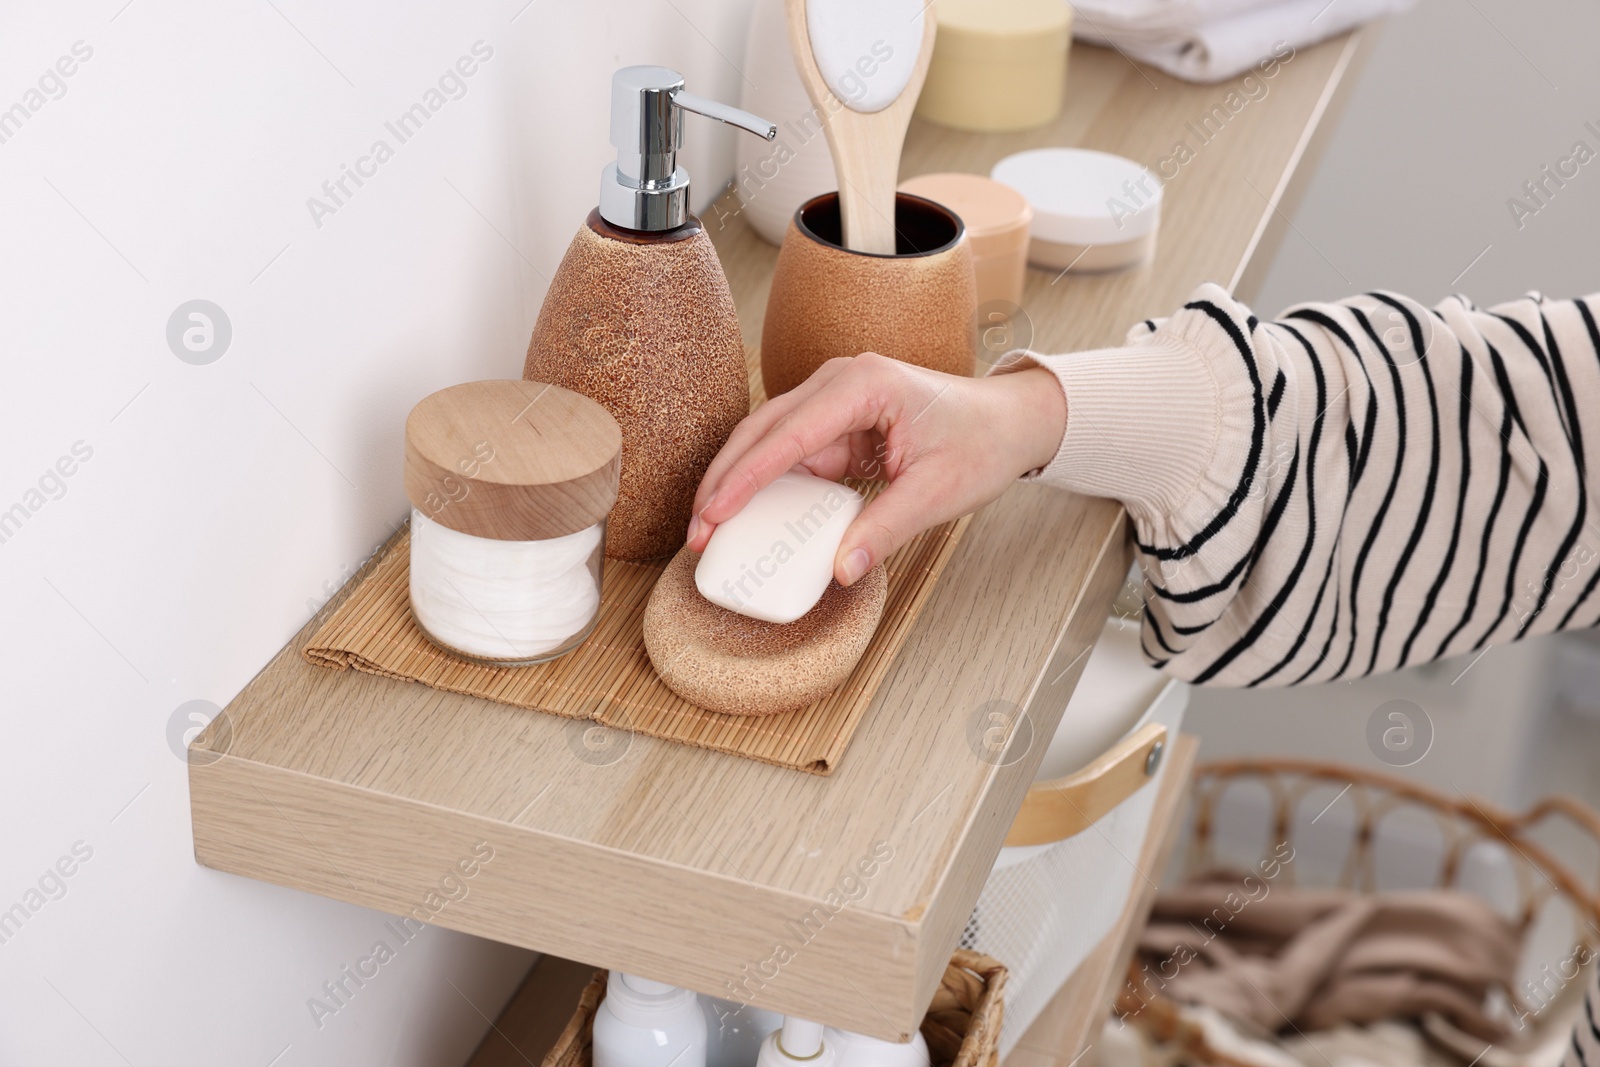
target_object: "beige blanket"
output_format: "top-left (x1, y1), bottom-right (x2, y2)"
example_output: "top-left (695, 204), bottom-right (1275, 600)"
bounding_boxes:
top-left (1134, 874), bottom-right (1520, 1041)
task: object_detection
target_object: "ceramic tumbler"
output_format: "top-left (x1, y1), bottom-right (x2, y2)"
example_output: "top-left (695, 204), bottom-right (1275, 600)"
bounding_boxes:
top-left (761, 192), bottom-right (978, 399)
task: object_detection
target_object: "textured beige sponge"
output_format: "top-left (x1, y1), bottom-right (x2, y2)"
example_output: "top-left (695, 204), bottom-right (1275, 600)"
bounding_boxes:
top-left (643, 546), bottom-right (888, 717)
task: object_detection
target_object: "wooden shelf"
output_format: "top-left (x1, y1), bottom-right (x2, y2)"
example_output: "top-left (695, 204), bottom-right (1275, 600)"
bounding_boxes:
top-left (461, 736), bottom-right (1200, 1067)
top-left (189, 35), bottom-right (1365, 1041)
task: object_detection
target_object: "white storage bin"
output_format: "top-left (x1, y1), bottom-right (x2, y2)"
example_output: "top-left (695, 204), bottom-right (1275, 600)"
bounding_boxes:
top-left (959, 619), bottom-right (1189, 1056)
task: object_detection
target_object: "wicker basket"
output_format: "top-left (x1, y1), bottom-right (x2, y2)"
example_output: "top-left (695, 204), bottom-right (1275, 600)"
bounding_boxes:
top-left (540, 951), bottom-right (1007, 1067)
top-left (1118, 759), bottom-right (1600, 1066)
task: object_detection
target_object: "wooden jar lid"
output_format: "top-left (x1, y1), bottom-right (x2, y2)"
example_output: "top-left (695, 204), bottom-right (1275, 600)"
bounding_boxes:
top-left (404, 380), bottom-right (621, 541)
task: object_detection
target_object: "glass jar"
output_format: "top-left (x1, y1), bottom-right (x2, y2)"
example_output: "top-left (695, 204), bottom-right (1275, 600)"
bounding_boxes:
top-left (402, 380), bottom-right (622, 666)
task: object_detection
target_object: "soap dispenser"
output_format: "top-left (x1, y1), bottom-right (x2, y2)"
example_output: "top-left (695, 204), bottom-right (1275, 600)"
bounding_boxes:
top-left (525, 66), bottom-right (776, 561)
top-left (592, 972), bottom-right (708, 1067)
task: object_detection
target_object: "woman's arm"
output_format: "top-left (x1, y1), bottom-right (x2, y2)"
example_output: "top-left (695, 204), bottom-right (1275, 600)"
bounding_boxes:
top-left (1004, 282), bottom-right (1600, 685)
top-left (692, 280), bottom-right (1600, 686)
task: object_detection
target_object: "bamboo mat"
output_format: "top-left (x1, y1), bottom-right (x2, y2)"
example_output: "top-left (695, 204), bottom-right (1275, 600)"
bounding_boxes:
top-left (304, 496), bottom-right (968, 774)
top-left (305, 349), bottom-right (970, 773)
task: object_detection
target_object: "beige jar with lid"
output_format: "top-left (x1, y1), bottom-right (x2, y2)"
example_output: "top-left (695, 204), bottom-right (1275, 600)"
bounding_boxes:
top-left (404, 380), bottom-right (622, 666)
top-left (915, 0), bottom-right (1074, 133)
top-left (899, 172), bottom-right (1033, 310)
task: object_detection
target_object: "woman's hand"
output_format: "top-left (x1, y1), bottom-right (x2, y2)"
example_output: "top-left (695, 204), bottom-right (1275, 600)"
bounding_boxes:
top-left (687, 353), bottom-right (1068, 586)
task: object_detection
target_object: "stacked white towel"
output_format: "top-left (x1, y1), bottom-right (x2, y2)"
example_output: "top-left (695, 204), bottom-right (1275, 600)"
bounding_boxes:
top-left (1071, 0), bottom-right (1412, 82)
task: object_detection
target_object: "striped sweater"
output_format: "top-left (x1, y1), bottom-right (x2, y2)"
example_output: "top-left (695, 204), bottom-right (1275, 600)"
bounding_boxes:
top-left (1010, 283), bottom-right (1600, 1063)
top-left (1009, 282), bottom-right (1600, 687)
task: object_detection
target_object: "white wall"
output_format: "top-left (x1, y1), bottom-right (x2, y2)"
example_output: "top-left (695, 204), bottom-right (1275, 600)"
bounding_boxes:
top-left (1256, 0), bottom-right (1600, 316)
top-left (1192, 0), bottom-right (1600, 806)
top-left (0, 1), bottom-right (757, 1064)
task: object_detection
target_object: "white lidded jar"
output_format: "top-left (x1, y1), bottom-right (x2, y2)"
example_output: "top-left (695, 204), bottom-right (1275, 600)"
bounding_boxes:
top-left (593, 973), bottom-right (708, 1067)
top-left (403, 380), bottom-right (622, 666)
top-left (703, 997), bottom-right (783, 1067)
top-left (991, 147), bottom-right (1163, 274)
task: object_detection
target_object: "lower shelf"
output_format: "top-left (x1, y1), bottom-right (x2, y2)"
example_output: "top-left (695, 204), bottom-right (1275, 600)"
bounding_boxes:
top-left (466, 955), bottom-right (600, 1067)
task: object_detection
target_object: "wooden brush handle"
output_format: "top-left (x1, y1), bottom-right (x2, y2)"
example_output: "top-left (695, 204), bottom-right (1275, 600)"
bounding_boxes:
top-left (784, 0), bottom-right (938, 255)
top-left (835, 138), bottom-right (901, 255)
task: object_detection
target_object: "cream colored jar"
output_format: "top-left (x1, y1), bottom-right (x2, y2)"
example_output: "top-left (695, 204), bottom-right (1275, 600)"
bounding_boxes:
top-left (899, 172), bottom-right (1033, 309)
top-left (915, 0), bottom-right (1073, 133)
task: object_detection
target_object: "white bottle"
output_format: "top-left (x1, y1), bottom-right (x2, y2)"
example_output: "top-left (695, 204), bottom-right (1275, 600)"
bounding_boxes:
top-left (824, 1026), bottom-right (931, 1067)
top-left (757, 1018), bottom-right (836, 1067)
top-left (593, 973), bottom-right (708, 1067)
top-left (704, 997), bottom-right (783, 1067)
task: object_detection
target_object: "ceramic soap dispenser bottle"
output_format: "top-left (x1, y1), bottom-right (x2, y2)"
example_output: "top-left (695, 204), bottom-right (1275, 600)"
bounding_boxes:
top-left (525, 66), bottom-right (776, 561)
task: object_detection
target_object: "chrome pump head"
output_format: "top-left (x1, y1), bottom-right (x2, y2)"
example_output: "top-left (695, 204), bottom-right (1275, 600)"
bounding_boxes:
top-left (600, 65), bottom-right (777, 232)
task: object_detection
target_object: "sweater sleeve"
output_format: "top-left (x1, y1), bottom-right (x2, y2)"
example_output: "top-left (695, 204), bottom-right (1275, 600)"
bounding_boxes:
top-left (995, 281), bottom-right (1600, 687)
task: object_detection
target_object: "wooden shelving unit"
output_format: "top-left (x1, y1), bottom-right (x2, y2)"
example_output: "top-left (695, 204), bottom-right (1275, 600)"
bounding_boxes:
top-left (462, 736), bottom-right (1200, 1067)
top-left (190, 34), bottom-right (1368, 1041)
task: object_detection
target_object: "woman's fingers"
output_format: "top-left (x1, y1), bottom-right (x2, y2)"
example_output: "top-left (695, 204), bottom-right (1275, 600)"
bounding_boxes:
top-left (796, 439), bottom-right (856, 483)
top-left (689, 355), bottom-right (978, 560)
top-left (833, 467), bottom-right (952, 585)
top-left (687, 356), bottom-right (1052, 586)
top-left (692, 358), bottom-right (846, 517)
top-left (697, 361), bottom-right (885, 526)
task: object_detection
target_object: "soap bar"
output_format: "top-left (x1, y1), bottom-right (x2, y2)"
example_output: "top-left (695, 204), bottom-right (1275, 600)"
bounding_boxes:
top-left (695, 471), bottom-right (864, 624)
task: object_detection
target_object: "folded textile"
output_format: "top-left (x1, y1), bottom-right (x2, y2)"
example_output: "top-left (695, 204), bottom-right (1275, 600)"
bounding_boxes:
top-left (1132, 872), bottom-right (1521, 1042)
top-left (1071, 0), bottom-right (1301, 46)
top-left (1072, 0), bottom-right (1413, 82)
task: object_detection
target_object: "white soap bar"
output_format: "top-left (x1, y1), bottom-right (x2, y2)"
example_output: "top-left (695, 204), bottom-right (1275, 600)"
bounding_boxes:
top-left (695, 471), bottom-right (864, 624)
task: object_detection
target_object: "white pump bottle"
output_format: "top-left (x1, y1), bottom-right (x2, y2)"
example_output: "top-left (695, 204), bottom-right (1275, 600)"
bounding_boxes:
top-left (757, 1017), bottom-right (836, 1067)
top-left (592, 973), bottom-right (708, 1067)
